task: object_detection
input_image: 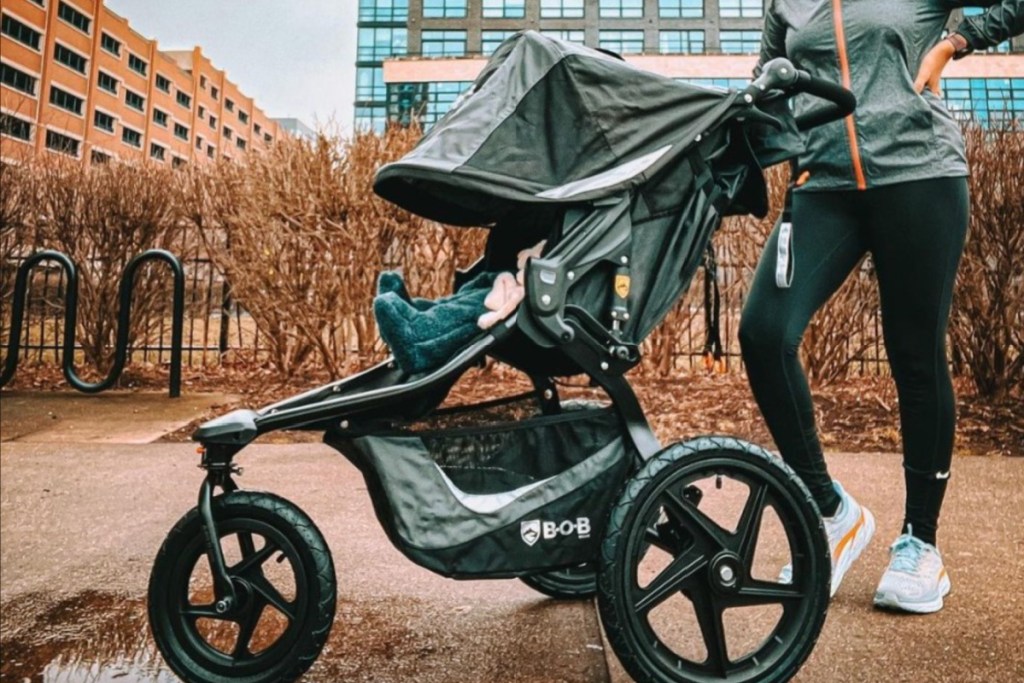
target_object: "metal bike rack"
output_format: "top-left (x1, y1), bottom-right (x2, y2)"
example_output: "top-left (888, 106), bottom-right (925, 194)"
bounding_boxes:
top-left (0, 249), bottom-right (185, 397)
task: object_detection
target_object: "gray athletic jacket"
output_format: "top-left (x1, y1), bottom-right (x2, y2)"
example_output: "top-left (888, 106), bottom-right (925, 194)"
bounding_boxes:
top-left (757, 0), bottom-right (1023, 191)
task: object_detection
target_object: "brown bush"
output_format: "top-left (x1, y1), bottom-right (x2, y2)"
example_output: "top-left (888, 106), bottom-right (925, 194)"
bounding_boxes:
top-left (949, 127), bottom-right (1024, 399)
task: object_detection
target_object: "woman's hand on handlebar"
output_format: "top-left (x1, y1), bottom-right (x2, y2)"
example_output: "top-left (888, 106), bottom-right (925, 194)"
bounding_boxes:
top-left (914, 40), bottom-right (956, 96)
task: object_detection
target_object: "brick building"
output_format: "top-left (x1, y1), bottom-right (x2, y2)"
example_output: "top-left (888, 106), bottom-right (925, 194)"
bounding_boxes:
top-left (0, 0), bottom-right (282, 164)
top-left (356, 0), bottom-right (1023, 131)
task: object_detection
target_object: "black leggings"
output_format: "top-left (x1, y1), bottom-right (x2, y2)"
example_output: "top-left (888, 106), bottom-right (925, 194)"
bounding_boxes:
top-left (739, 177), bottom-right (969, 546)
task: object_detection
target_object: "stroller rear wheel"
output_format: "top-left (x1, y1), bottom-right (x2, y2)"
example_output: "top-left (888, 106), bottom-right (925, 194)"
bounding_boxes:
top-left (148, 491), bottom-right (336, 683)
top-left (597, 437), bottom-right (829, 683)
top-left (519, 563), bottom-right (598, 599)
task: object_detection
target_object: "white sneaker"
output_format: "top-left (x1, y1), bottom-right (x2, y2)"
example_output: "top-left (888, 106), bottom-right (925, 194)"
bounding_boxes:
top-left (779, 481), bottom-right (875, 597)
top-left (874, 530), bottom-right (951, 614)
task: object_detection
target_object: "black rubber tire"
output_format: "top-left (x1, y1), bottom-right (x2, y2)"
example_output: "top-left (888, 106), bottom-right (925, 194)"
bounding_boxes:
top-left (597, 436), bottom-right (830, 683)
top-left (148, 491), bottom-right (336, 683)
top-left (519, 563), bottom-right (598, 599)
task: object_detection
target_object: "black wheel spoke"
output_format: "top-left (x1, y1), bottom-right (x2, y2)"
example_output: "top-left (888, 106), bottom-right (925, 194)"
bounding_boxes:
top-left (231, 540), bottom-right (279, 576)
top-left (643, 526), bottom-right (679, 554)
top-left (251, 576), bottom-right (297, 621)
top-left (730, 580), bottom-right (805, 607)
top-left (180, 603), bottom-right (222, 620)
top-left (662, 489), bottom-right (729, 551)
top-left (237, 531), bottom-right (257, 558)
top-left (736, 483), bottom-right (768, 563)
top-left (634, 547), bottom-right (708, 615)
top-left (231, 603), bottom-right (265, 659)
top-left (692, 591), bottom-right (729, 677)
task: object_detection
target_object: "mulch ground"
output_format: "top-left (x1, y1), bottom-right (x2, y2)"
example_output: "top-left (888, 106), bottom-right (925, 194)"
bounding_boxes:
top-left (5, 361), bottom-right (1020, 457)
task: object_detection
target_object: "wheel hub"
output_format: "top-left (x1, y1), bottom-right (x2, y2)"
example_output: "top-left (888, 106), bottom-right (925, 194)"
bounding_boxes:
top-left (709, 552), bottom-right (743, 593)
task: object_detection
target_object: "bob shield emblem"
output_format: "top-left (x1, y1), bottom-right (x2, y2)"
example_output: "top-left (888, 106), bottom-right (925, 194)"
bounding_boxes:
top-left (614, 274), bottom-right (630, 299)
top-left (521, 520), bottom-right (541, 547)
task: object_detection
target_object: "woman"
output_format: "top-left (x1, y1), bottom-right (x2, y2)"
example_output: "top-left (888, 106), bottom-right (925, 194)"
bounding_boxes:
top-left (739, 0), bottom-right (1022, 613)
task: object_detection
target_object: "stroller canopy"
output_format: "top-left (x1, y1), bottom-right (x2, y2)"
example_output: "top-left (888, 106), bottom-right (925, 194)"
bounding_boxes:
top-left (374, 31), bottom-right (754, 227)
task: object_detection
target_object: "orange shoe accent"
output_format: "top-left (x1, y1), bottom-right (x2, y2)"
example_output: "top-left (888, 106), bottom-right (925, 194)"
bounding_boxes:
top-left (833, 511), bottom-right (865, 561)
top-left (795, 170), bottom-right (811, 187)
top-left (831, 0), bottom-right (867, 190)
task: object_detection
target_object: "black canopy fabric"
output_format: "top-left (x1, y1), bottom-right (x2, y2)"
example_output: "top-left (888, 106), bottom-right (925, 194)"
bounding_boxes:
top-left (374, 31), bottom-right (767, 227)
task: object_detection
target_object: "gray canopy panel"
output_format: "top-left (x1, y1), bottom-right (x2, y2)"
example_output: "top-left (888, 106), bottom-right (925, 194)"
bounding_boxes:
top-left (374, 31), bottom-right (753, 227)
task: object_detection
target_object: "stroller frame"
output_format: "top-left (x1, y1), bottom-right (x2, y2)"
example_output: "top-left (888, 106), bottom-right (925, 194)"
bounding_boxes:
top-left (149, 56), bottom-right (857, 683)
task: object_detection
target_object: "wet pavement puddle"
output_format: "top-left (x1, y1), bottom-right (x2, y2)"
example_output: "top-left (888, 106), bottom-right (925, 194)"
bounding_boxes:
top-left (0, 590), bottom-right (171, 682)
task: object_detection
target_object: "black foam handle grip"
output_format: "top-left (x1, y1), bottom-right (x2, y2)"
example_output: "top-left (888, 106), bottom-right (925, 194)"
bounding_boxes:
top-left (792, 72), bottom-right (857, 131)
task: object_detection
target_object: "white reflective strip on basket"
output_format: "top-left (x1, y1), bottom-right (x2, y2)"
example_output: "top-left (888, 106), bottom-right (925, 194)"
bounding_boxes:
top-left (534, 145), bottom-right (673, 200)
top-left (775, 221), bottom-right (794, 289)
top-left (434, 464), bottom-right (554, 514)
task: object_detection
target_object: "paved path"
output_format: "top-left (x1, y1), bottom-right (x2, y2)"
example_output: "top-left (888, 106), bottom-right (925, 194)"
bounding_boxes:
top-left (1, 392), bottom-right (1022, 682)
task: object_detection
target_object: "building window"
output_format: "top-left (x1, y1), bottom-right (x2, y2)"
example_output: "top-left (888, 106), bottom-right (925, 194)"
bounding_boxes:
top-left (540, 0), bottom-right (584, 18)
top-left (356, 67), bottom-right (386, 102)
top-left (209, 115), bottom-right (217, 129)
top-left (541, 30), bottom-right (586, 45)
top-left (172, 156), bottom-right (186, 168)
top-left (659, 0), bottom-right (703, 18)
top-left (200, 74), bottom-right (207, 89)
top-left (128, 52), bottom-right (147, 76)
top-left (150, 142), bottom-right (165, 161)
top-left (0, 62), bottom-right (37, 95)
top-left (206, 144), bottom-right (214, 158)
top-left (174, 122), bottom-right (189, 141)
top-left (387, 81), bottom-right (472, 130)
top-left (176, 91), bottom-right (192, 108)
top-left (97, 70), bottom-right (118, 94)
top-left (195, 136), bottom-right (203, 149)
top-left (482, 0), bottom-right (525, 18)
top-left (660, 30), bottom-right (705, 54)
top-left (421, 30), bottom-right (467, 57)
top-left (423, 0), bottom-right (466, 19)
top-left (943, 77), bottom-right (1024, 126)
top-left (121, 125), bottom-right (141, 148)
top-left (54, 43), bottom-right (87, 74)
top-left (719, 30), bottom-right (763, 54)
top-left (254, 122), bottom-right (261, 134)
top-left (600, 0), bottom-right (643, 18)
top-left (91, 149), bottom-right (111, 164)
top-left (357, 27), bottom-right (408, 61)
top-left (93, 109), bottom-right (115, 132)
top-left (236, 137), bottom-right (246, 150)
top-left (49, 85), bottom-right (84, 115)
top-left (239, 110), bottom-right (249, 124)
top-left (198, 105), bottom-right (206, 118)
top-left (153, 108), bottom-right (168, 127)
top-left (211, 86), bottom-right (219, 100)
top-left (2, 14), bottom-right (42, 51)
top-left (57, 2), bottom-right (90, 34)
top-left (264, 132), bottom-right (272, 143)
top-left (482, 31), bottom-right (516, 56)
top-left (679, 77), bottom-right (750, 91)
top-left (225, 98), bottom-right (234, 112)
top-left (125, 88), bottom-right (145, 111)
top-left (155, 74), bottom-right (171, 93)
top-left (223, 126), bottom-right (233, 140)
top-left (101, 32), bottom-right (121, 56)
top-left (599, 30), bottom-right (645, 54)
top-left (359, 0), bottom-right (409, 22)
top-left (0, 113), bottom-right (32, 141)
top-left (46, 129), bottom-right (80, 155)
top-left (720, 0), bottom-right (763, 18)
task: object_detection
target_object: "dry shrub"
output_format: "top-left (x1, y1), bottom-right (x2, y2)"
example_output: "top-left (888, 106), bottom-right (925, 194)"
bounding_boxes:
top-left (3, 158), bottom-right (186, 374)
top-left (185, 127), bottom-right (485, 378)
top-left (950, 127), bottom-right (1024, 399)
top-left (0, 162), bottom-right (37, 345)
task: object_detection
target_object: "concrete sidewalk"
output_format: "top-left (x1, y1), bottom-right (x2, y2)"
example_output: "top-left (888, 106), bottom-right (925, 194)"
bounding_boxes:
top-left (1, 438), bottom-right (1021, 683)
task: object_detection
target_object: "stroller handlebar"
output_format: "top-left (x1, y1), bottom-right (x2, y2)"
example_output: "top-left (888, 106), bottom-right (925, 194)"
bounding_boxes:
top-left (743, 57), bottom-right (857, 132)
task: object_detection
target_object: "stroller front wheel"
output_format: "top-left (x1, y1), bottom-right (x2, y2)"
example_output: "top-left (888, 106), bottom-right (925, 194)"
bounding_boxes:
top-left (147, 491), bottom-right (337, 683)
top-left (597, 437), bottom-right (830, 683)
top-left (519, 563), bottom-right (598, 599)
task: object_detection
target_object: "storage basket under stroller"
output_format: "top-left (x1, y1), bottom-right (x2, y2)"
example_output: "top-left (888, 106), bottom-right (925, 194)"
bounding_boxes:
top-left (326, 397), bottom-right (634, 577)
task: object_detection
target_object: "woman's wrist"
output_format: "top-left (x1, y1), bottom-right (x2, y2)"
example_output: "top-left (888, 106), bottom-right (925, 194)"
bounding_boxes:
top-left (944, 33), bottom-right (972, 60)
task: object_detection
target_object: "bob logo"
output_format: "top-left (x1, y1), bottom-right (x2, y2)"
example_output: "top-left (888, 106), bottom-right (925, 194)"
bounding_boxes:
top-left (521, 517), bottom-right (591, 545)
top-left (521, 520), bottom-right (541, 546)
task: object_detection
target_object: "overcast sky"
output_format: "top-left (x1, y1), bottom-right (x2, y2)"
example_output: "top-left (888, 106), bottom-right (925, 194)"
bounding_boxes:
top-left (106, 1), bottom-right (357, 135)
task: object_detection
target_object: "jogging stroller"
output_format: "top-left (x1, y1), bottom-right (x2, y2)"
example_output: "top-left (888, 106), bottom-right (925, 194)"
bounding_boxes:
top-left (148, 33), bottom-right (856, 683)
